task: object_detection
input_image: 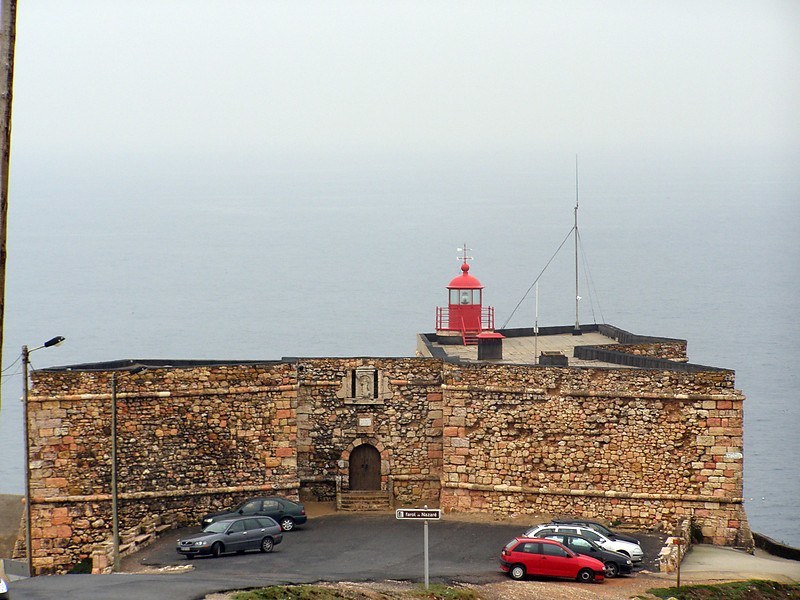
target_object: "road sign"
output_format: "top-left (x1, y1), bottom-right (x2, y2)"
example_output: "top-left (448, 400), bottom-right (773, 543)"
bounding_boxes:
top-left (396, 507), bottom-right (441, 589)
top-left (396, 508), bottom-right (441, 520)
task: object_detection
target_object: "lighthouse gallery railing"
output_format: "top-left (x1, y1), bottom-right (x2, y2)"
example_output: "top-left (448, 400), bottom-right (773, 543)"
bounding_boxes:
top-left (435, 306), bottom-right (495, 332)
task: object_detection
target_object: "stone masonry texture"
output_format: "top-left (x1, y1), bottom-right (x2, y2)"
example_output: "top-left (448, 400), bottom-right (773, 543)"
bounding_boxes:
top-left (17, 351), bottom-right (747, 574)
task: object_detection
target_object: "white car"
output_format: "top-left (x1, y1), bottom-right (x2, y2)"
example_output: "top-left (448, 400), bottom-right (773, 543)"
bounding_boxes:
top-left (524, 524), bottom-right (644, 563)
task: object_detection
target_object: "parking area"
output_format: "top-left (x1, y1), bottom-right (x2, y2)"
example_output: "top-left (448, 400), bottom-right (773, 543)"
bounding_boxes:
top-left (10, 512), bottom-right (668, 600)
top-left (126, 511), bottom-right (667, 576)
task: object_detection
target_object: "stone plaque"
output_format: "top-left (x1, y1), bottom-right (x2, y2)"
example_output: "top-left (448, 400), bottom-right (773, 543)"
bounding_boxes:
top-left (355, 367), bottom-right (375, 399)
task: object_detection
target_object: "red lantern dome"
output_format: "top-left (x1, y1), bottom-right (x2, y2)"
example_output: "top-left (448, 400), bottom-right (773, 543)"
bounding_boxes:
top-left (447, 262), bottom-right (483, 289)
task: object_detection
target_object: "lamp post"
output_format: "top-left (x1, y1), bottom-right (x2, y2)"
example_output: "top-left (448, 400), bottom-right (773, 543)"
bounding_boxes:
top-left (22, 335), bottom-right (65, 577)
top-left (110, 366), bottom-right (145, 572)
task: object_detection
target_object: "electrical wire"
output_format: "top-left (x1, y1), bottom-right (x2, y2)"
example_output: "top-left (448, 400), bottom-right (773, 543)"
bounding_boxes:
top-left (501, 226), bottom-right (574, 329)
top-left (1, 365), bottom-right (23, 380)
top-left (1, 354), bottom-right (21, 373)
top-left (577, 230), bottom-right (605, 325)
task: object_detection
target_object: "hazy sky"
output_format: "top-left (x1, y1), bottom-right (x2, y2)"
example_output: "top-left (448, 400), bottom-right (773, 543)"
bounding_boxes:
top-left (9, 1), bottom-right (800, 184)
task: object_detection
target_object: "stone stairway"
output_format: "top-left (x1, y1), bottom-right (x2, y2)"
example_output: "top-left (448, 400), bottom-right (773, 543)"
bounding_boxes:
top-left (337, 490), bottom-right (392, 511)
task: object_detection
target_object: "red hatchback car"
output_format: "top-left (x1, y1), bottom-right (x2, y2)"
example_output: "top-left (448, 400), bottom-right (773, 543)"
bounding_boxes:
top-left (500, 537), bottom-right (605, 583)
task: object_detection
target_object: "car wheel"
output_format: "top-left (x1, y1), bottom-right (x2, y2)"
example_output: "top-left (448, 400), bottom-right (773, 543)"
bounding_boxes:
top-left (211, 542), bottom-right (223, 558)
top-left (577, 568), bottom-right (594, 583)
top-left (280, 517), bottom-right (295, 531)
top-left (604, 561), bottom-right (619, 578)
top-left (260, 537), bottom-right (274, 553)
top-left (509, 564), bottom-right (526, 580)
top-left (616, 549), bottom-right (630, 558)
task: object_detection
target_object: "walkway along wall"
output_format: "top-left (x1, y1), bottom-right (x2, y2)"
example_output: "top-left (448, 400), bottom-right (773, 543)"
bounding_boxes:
top-left (17, 353), bottom-right (748, 574)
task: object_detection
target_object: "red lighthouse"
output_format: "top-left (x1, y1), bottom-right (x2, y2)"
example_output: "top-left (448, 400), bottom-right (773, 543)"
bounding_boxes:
top-left (435, 245), bottom-right (495, 345)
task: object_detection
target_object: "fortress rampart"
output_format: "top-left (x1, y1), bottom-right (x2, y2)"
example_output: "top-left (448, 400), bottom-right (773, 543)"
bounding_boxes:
top-left (17, 344), bottom-right (748, 574)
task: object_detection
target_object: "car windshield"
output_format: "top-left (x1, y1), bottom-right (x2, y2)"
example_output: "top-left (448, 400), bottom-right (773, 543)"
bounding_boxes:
top-left (204, 521), bottom-right (231, 533)
top-left (569, 537), bottom-right (595, 551)
top-left (584, 522), bottom-right (613, 536)
top-left (578, 528), bottom-right (603, 542)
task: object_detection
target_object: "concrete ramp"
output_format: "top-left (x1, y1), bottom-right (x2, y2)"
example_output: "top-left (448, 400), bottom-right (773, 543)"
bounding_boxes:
top-left (0, 495), bottom-right (23, 560)
top-left (681, 544), bottom-right (800, 584)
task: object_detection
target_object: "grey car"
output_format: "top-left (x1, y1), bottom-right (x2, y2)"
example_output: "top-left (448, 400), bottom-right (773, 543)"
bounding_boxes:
top-left (177, 516), bottom-right (282, 558)
top-left (201, 495), bottom-right (308, 532)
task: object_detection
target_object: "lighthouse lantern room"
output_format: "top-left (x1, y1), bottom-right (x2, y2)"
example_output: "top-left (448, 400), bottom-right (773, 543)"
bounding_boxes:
top-left (435, 245), bottom-right (495, 345)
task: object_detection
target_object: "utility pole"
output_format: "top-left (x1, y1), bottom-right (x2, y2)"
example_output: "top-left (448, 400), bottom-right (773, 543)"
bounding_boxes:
top-left (0, 0), bottom-right (18, 388)
top-left (572, 154), bottom-right (581, 336)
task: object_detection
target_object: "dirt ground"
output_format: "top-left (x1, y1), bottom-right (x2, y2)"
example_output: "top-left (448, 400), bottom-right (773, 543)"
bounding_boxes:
top-left (204, 575), bottom-right (681, 600)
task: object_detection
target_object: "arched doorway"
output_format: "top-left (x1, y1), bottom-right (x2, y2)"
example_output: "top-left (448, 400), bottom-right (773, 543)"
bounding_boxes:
top-left (348, 443), bottom-right (381, 490)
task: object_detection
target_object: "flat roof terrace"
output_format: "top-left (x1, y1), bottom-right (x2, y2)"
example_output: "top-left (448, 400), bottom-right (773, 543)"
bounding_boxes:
top-left (418, 323), bottom-right (728, 372)
top-left (428, 330), bottom-right (621, 366)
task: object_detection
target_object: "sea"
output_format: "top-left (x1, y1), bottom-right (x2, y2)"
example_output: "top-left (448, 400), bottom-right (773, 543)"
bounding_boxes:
top-left (1, 155), bottom-right (798, 547)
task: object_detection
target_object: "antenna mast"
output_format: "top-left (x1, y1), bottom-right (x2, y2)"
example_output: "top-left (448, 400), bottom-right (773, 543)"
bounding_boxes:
top-left (534, 281), bottom-right (539, 363)
top-left (573, 155), bottom-right (581, 336)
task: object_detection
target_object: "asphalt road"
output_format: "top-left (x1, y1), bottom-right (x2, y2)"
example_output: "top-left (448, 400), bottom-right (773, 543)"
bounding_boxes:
top-left (9, 513), bottom-right (665, 600)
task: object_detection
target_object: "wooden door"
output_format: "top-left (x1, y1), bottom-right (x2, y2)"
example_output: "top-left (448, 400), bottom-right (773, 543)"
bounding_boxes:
top-left (349, 444), bottom-right (381, 490)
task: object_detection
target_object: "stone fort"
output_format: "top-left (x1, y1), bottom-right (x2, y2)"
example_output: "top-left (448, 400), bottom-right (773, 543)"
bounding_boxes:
top-left (16, 262), bottom-right (749, 575)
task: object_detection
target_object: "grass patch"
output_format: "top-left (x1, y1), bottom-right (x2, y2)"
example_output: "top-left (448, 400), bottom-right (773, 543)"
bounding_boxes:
top-left (647, 579), bottom-right (800, 599)
top-left (231, 584), bottom-right (481, 600)
top-left (232, 586), bottom-right (362, 599)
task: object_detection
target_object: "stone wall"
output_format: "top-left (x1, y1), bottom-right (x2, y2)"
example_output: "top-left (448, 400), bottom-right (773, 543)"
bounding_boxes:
top-left (596, 324), bottom-right (688, 361)
top-left (589, 342), bottom-right (688, 361)
top-left (19, 354), bottom-right (749, 575)
top-left (658, 518), bottom-right (693, 573)
top-left (439, 362), bottom-right (747, 546)
top-left (21, 363), bottom-right (299, 575)
top-left (295, 358), bottom-right (443, 506)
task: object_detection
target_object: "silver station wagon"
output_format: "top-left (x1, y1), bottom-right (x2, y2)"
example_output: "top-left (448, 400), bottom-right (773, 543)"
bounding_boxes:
top-left (177, 516), bottom-right (283, 558)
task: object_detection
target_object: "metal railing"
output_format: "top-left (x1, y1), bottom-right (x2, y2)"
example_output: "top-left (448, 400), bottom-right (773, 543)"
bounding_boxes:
top-left (435, 306), bottom-right (494, 331)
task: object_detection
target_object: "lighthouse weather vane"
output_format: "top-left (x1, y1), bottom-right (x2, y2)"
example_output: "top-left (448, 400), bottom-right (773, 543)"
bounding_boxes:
top-left (457, 243), bottom-right (473, 265)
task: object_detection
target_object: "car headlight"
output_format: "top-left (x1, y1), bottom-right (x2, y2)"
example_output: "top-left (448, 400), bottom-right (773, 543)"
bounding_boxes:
top-left (626, 560), bottom-right (632, 565)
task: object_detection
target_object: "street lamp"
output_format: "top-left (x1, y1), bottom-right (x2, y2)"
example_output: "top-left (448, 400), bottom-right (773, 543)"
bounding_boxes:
top-left (22, 335), bottom-right (65, 577)
top-left (110, 366), bottom-right (145, 572)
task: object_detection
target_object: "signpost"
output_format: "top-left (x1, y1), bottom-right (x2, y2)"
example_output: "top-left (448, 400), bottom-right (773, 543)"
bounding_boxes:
top-left (396, 507), bottom-right (441, 589)
top-left (395, 508), bottom-right (442, 520)
top-left (673, 537), bottom-right (686, 589)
